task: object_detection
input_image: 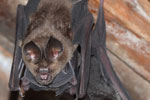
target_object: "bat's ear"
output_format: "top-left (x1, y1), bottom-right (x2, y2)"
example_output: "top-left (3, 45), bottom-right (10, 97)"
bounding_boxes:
top-left (23, 41), bottom-right (41, 64)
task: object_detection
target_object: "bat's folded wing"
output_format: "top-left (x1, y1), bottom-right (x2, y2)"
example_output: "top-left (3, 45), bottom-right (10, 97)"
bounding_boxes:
top-left (88, 0), bottom-right (132, 100)
top-left (72, 0), bottom-right (94, 98)
top-left (9, 5), bottom-right (26, 91)
top-left (9, 0), bottom-right (40, 91)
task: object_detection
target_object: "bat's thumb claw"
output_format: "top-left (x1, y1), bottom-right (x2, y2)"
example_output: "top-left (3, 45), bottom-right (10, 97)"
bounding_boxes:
top-left (19, 91), bottom-right (25, 97)
top-left (79, 92), bottom-right (86, 98)
top-left (19, 87), bottom-right (25, 97)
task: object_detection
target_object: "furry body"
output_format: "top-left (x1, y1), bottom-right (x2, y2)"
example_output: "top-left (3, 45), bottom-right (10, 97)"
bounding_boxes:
top-left (22, 0), bottom-right (76, 85)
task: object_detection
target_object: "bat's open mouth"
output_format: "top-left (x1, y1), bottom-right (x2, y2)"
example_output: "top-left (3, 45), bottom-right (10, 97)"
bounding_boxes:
top-left (36, 68), bottom-right (53, 85)
top-left (40, 74), bottom-right (49, 80)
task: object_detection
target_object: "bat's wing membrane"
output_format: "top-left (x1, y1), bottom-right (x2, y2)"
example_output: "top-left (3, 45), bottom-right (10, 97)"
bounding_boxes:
top-left (9, 0), bottom-right (132, 100)
top-left (9, 0), bottom-right (40, 91)
top-left (72, 0), bottom-right (94, 98)
top-left (9, 5), bottom-right (26, 91)
top-left (90, 0), bottom-right (132, 100)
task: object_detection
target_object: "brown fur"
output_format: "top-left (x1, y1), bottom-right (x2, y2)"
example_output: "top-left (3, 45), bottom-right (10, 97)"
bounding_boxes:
top-left (26, 0), bottom-right (72, 39)
top-left (22, 0), bottom-right (77, 85)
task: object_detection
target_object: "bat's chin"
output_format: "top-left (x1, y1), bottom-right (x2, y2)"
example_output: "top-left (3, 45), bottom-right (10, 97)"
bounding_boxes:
top-left (36, 73), bottom-right (53, 85)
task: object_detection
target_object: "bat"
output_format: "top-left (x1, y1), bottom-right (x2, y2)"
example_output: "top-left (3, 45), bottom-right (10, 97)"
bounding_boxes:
top-left (9, 0), bottom-right (132, 100)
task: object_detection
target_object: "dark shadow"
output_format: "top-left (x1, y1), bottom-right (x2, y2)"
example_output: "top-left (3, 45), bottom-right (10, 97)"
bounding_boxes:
top-left (8, 90), bottom-right (74, 100)
top-left (8, 91), bottom-right (19, 100)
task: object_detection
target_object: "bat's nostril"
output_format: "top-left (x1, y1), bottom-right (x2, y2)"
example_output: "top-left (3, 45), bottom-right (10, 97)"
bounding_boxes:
top-left (48, 69), bottom-right (53, 73)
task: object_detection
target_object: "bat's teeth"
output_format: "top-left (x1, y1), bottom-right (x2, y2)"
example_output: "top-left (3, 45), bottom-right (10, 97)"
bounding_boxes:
top-left (40, 74), bottom-right (48, 80)
top-left (39, 68), bottom-right (49, 80)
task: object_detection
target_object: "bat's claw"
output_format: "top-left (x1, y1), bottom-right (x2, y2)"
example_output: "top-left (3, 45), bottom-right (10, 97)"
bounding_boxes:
top-left (70, 76), bottom-right (77, 86)
top-left (19, 87), bottom-right (25, 97)
top-left (18, 77), bottom-right (30, 97)
top-left (21, 77), bottom-right (30, 90)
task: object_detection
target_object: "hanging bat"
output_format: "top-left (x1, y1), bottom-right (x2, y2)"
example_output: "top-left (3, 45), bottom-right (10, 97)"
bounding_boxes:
top-left (9, 0), bottom-right (132, 100)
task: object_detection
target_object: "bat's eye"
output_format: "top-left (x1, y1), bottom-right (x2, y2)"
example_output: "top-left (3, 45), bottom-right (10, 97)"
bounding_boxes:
top-left (45, 37), bottom-right (63, 61)
top-left (50, 48), bottom-right (62, 59)
top-left (23, 41), bottom-right (41, 64)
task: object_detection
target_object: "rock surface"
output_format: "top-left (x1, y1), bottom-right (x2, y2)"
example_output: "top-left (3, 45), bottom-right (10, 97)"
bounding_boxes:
top-left (0, 0), bottom-right (150, 100)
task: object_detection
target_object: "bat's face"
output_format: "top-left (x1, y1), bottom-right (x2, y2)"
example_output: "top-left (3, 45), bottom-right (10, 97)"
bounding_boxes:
top-left (22, 36), bottom-right (66, 85)
top-left (21, 0), bottom-right (75, 86)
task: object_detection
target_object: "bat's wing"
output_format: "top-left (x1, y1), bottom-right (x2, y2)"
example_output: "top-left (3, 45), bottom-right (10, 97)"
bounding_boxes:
top-left (72, 0), bottom-right (94, 98)
top-left (9, 5), bottom-right (26, 91)
top-left (89, 0), bottom-right (132, 100)
top-left (9, 0), bottom-right (40, 91)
